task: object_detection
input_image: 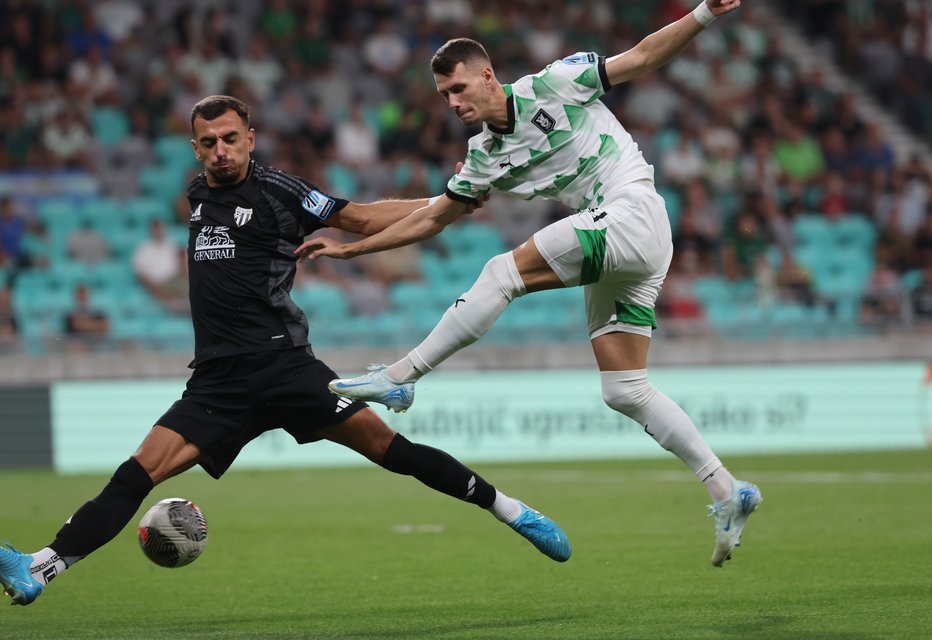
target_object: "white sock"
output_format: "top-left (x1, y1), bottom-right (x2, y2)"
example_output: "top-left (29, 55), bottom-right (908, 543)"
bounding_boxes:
top-left (487, 490), bottom-right (523, 523)
top-left (385, 356), bottom-right (424, 383)
top-left (601, 370), bottom-right (734, 502)
top-left (391, 253), bottom-right (526, 382)
top-left (29, 547), bottom-right (68, 586)
top-left (702, 466), bottom-right (735, 503)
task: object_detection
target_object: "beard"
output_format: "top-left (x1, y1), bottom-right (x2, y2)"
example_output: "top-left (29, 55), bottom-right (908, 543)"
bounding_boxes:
top-left (208, 163), bottom-right (241, 185)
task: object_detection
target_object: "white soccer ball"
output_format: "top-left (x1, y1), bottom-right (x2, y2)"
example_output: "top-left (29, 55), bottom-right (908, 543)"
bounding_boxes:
top-left (137, 498), bottom-right (208, 568)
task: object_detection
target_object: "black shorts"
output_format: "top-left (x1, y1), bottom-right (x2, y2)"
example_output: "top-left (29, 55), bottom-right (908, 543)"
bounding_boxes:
top-left (157, 346), bottom-right (367, 478)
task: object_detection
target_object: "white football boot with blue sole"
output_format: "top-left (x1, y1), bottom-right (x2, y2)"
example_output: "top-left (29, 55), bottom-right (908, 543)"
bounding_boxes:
top-left (709, 480), bottom-right (762, 567)
top-left (328, 365), bottom-right (415, 413)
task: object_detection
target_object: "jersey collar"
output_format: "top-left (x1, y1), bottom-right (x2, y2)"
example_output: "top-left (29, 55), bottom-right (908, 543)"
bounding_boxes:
top-left (487, 84), bottom-right (515, 135)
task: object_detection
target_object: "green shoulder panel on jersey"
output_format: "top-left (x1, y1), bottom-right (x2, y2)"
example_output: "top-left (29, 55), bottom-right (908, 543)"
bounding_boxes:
top-left (573, 65), bottom-right (601, 91)
top-left (515, 94), bottom-right (537, 119)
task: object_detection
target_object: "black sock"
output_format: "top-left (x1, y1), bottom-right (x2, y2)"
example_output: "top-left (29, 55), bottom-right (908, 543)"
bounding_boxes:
top-left (50, 457), bottom-right (154, 564)
top-left (380, 434), bottom-right (496, 508)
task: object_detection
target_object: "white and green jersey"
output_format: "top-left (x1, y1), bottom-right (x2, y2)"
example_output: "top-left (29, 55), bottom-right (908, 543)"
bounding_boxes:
top-left (446, 52), bottom-right (654, 212)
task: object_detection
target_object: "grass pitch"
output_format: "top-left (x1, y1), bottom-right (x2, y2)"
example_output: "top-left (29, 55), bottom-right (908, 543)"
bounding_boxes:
top-left (1, 450), bottom-right (930, 639)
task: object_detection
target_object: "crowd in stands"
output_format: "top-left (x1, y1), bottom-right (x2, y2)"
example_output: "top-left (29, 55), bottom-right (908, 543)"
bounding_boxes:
top-left (0, 0), bottom-right (930, 354)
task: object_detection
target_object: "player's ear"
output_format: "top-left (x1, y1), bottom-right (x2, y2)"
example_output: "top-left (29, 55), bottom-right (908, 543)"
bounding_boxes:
top-left (247, 127), bottom-right (256, 152)
top-left (190, 139), bottom-right (202, 162)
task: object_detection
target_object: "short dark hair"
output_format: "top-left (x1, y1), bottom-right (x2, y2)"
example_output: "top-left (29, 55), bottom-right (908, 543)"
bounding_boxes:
top-left (430, 38), bottom-right (491, 76)
top-left (190, 95), bottom-right (250, 133)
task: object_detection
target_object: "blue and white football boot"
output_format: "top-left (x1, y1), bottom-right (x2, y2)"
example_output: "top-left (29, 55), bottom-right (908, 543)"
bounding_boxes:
top-left (709, 480), bottom-right (762, 567)
top-left (0, 543), bottom-right (44, 605)
top-left (328, 365), bottom-right (415, 413)
top-left (507, 502), bottom-right (572, 562)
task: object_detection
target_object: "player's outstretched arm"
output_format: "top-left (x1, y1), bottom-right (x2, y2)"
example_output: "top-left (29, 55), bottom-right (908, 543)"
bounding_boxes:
top-left (604, 0), bottom-right (742, 86)
top-left (294, 194), bottom-right (469, 261)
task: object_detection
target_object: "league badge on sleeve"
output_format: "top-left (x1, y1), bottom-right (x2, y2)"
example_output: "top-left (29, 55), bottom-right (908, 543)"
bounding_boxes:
top-left (561, 52), bottom-right (596, 66)
top-left (301, 189), bottom-right (336, 221)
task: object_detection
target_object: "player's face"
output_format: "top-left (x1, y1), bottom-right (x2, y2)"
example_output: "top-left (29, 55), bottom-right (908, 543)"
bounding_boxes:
top-left (435, 62), bottom-right (493, 126)
top-left (191, 110), bottom-right (255, 187)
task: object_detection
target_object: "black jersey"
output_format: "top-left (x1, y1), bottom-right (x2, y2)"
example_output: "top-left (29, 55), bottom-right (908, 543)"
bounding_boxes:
top-left (185, 160), bottom-right (347, 366)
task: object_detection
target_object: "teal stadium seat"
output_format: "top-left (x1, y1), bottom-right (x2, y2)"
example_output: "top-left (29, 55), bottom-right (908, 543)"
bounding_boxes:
top-left (292, 283), bottom-right (350, 320)
top-left (692, 276), bottom-right (733, 305)
top-left (90, 107), bottom-right (130, 147)
top-left (125, 197), bottom-right (173, 228)
top-left (154, 136), bottom-right (198, 172)
top-left (137, 167), bottom-right (186, 206)
top-left (793, 215), bottom-right (832, 248)
top-left (657, 185), bottom-right (681, 234)
top-left (832, 215), bottom-right (876, 250)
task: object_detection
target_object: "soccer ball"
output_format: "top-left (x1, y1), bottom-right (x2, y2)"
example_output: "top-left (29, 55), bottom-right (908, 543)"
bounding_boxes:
top-left (138, 498), bottom-right (208, 568)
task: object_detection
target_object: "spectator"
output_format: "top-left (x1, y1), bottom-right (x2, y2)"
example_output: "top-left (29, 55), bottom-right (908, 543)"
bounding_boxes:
top-left (0, 196), bottom-right (27, 270)
top-left (67, 221), bottom-right (110, 266)
top-left (661, 130), bottom-right (706, 188)
top-left (362, 19), bottom-right (410, 77)
top-left (132, 220), bottom-right (184, 312)
top-left (910, 265), bottom-right (932, 327)
top-left (68, 43), bottom-right (119, 104)
top-left (860, 251), bottom-right (904, 327)
top-left (334, 103), bottom-right (378, 169)
top-left (773, 119), bottom-right (825, 186)
top-left (0, 283), bottom-right (18, 350)
top-left (855, 122), bottom-right (896, 182)
top-left (236, 35), bottom-right (283, 100)
top-left (41, 108), bottom-right (92, 170)
top-left (64, 283), bottom-right (109, 351)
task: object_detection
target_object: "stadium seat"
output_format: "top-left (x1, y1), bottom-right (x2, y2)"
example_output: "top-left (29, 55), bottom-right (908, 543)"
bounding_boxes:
top-left (124, 197), bottom-right (173, 228)
top-left (793, 215), bottom-right (832, 248)
top-left (137, 167), bottom-right (186, 205)
top-left (90, 107), bottom-right (130, 147)
top-left (692, 276), bottom-right (733, 305)
top-left (154, 136), bottom-right (198, 172)
top-left (832, 215), bottom-right (876, 250)
top-left (293, 283), bottom-right (350, 319)
top-left (79, 197), bottom-right (122, 229)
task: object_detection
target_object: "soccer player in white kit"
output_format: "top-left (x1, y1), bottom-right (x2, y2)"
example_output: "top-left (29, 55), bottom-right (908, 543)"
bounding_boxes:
top-left (297, 0), bottom-right (761, 567)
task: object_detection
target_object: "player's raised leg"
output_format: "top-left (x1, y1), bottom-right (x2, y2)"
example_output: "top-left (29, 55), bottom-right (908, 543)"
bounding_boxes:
top-left (0, 426), bottom-right (200, 605)
top-left (329, 238), bottom-right (561, 411)
top-left (317, 408), bottom-right (571, 561)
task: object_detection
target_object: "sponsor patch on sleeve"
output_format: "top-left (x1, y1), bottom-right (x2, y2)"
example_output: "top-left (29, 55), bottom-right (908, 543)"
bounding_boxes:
top-left (301, 189), bottom-right (336, 221)
top-left (561, 52), bottom-right (596, 66)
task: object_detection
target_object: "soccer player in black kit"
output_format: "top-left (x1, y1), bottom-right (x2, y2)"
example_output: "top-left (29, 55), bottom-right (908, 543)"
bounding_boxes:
top-left (0, 95), bottom-right (570, 606)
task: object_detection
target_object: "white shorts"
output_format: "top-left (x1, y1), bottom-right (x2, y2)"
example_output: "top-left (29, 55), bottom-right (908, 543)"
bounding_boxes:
top-left (532, 180), bottom-right (673, 339)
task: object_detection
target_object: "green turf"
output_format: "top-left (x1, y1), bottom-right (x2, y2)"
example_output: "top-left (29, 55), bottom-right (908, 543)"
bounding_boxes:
top-left (1, 450), bottom-right (930, 639)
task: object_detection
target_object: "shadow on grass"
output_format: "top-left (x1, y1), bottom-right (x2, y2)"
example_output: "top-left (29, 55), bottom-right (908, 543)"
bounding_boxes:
top-left (159, 611), bottom-right (585, 640)
top-left (714, 615), bottom-right (876, 640)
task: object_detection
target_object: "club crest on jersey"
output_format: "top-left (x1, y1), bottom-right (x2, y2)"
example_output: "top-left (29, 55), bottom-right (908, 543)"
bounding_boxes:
top-left (301, 189), bottom-right (336, 221)
top-left (233, 206), bottom-right (253, 227)
top-left (191, 203), bottom-right (202, 221)
top-left (532, 109), bottom-right (556, 133)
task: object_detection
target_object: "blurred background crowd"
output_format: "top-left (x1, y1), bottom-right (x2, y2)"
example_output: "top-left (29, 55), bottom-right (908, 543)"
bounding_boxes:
top-left (1, 0), bottom-right (931, 355)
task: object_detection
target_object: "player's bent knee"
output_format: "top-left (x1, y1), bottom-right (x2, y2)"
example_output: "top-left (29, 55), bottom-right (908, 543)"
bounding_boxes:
top-left (600, 372), bottom-right (655, 420)
top-left (478, 252), bottom-right (526, 301)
